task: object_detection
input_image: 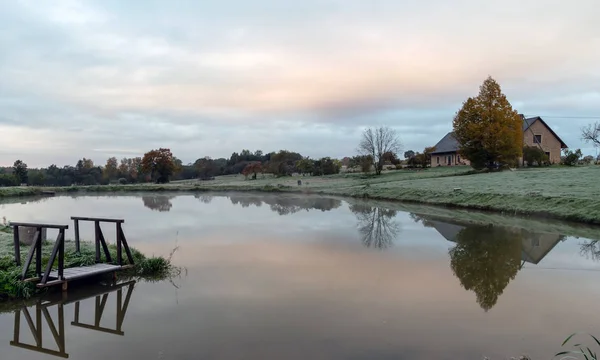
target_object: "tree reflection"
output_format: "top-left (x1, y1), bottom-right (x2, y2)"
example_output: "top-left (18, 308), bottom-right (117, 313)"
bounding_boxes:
top-left (142, 195), bottom-right (174, 212)
top-left (193, 194), bottom-right (213, 204)
top-left (350, 204), bottom-right (400, 249)
top-left (449, 225), bottom-right (522, 312)
top-left (228, 195), bottom-right (342, 215)
top-left (580, 240), bottom-right (600, 261)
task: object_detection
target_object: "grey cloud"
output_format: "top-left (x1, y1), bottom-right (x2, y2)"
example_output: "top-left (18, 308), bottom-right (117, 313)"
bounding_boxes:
top-left (1, 0), bottom-right (599, 167)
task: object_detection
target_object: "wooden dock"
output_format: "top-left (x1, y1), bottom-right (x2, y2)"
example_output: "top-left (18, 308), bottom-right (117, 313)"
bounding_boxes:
top-left (10, 216), bottom-right (135, 291)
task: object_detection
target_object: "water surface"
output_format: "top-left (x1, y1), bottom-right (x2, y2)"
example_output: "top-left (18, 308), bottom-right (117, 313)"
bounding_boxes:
top-left (1, 193), bottom-right (599, 359)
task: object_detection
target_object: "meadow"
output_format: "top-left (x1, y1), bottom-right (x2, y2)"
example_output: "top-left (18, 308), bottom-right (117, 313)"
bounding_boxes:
top-left (1, 165), bottom-right (599, 224)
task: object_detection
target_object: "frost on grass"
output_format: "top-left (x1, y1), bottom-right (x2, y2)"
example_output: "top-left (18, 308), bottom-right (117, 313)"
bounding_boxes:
top-left (0, 226), bottom-right (179, 299)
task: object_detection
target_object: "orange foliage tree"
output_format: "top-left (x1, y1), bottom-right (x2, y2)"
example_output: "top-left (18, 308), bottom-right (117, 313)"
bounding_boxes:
top-left (242, 162), bottom-right (262, 180)
top-left (141, 148), bottom-right (176, 183)
top-left (452, 76), bottom-right (523, 170)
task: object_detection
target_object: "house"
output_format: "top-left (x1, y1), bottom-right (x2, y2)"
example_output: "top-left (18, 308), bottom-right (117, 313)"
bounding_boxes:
top-left (431, 115), bottom-right (568, 166)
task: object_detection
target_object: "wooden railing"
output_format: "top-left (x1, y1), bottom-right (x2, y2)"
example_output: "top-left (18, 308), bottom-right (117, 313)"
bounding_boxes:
top-left (71, 217), bottom-right (135, 266)
top-left (10, 222), bottom-right (68, 284)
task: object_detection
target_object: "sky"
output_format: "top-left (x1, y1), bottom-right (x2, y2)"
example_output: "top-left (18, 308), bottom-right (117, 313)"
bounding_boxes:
top-left (1, 0), bottom-right (599, 167)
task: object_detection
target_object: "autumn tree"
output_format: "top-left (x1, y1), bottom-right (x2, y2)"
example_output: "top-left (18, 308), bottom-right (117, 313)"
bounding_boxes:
top-left (452, 76), bottom-right (523, 170)
top-left (12, 160), bottom-right (28, 184)
top-left (104, 157), bottom-right (119, 181)
top-left (358, 126), bottom-right (403, 175)
top-left (242, 162), bottom-right (262, 180)
top-left (582, 122), bottom-right (600, 148)
top-left (141, 148), bottom-right (176, 183)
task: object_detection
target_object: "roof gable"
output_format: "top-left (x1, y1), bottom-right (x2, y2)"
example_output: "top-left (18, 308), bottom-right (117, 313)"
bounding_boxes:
top-left (523, 116), bottom-right (568, 148)
top-left (431, 132), bottom-right (460, 154)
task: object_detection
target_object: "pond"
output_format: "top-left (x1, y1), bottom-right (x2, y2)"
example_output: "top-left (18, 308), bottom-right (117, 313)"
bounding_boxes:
top-left (0, 192), bottom-right (600, 359)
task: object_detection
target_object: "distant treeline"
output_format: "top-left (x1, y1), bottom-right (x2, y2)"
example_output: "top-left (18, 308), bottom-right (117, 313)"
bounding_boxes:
top-left (0, 148), bottom-right (359, 187)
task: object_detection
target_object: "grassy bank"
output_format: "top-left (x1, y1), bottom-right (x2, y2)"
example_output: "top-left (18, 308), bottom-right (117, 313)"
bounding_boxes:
top-left (1, 166), bottom-right (599, 224)
top-left (0, 224), bottom-right (178, 300)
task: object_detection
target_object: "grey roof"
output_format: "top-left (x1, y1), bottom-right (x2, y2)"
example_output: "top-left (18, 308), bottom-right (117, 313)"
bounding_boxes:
top-left (431, 132), bottom-right (460, 154)
top-left (521, 115), bottom-right (568, 148)
top-left (431, 115), bottom-right (568, 154)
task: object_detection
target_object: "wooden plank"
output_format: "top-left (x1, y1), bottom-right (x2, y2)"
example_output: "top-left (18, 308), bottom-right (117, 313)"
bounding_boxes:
top-left (94, 221), bottom-right (101, 263)
top-left (116, 223), bottom-right (122, 265)
top-left (41, 231), bottom-right (63, 284)
top-left (9, 342), bottom-right (69, 358)
top-left (47, 264), bottom-right (121, 281)
top-left (70, 322), bottom-right (125, 336)
top-left (9, 222), bottom-right (68, 230)
top-left (14, 226), bottom-right (21, 266)
top-left (58, 229), bottom-right (65, 280)
top-left (35, 229), bottom-right (42, 278)
top-left (97, 225), bottom-right (112, 263)
top-left (71, 216), bottom-right (124, 223)
top-left (118, 226), bottom-right (135, 265)
top-left (21, 231), bottom-right (40, 280)
top-left (74, 220), bottom-right (80, 254)
top-left (40, 281), bottom-right (136, 308)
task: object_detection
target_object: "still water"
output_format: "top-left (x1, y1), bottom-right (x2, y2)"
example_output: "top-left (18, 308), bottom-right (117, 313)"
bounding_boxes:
top-left (1, 193), bottom-right (600, 359)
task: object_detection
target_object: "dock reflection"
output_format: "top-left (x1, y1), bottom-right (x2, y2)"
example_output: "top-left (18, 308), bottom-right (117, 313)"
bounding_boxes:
top-left (10, 280), bottom-right (136, 358)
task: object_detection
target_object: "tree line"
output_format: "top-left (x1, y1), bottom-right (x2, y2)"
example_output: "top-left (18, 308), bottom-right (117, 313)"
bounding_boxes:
top-left (0, 148), bottom-right (353, 187)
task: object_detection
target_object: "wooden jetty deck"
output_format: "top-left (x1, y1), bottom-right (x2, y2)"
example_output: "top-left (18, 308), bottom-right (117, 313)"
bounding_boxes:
top-left (10, 216), bottom-right (135, 291)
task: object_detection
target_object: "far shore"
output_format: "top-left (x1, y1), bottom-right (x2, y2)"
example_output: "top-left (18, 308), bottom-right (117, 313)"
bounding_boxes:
top-left (1, 166), bottom-right (599, 225)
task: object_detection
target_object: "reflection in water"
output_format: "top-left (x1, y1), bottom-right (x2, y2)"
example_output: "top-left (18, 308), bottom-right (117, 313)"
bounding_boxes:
top-left (142, 195), bottom-right (174, 212)
top-left (10, 281), bottom-right (135, 358)
top-left (449, 225), bottom-right (522, 312)
top-left (194, 194), bottom-right (213, 204)
top-left (412, 214), bottom-right (566, 311)
top-left (350, 204), bottom-right (400, 249)
top-left (580, 239), bottom-right (600, 261)
top-left (228, 194), bottom-right (342, 215)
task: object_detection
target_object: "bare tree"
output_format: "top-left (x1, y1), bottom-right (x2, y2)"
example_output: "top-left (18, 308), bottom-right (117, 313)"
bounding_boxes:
top-left (358, 126), bottom-right (402, 175)
top-left (582, 122), bottom-right (600, 147)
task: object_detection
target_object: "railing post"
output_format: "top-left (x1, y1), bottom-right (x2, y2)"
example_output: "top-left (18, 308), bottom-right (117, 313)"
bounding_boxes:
top-left (13, 226), bottom-right (21, 266)
top-left (35, 228), bottom-right (42, 278)
top-left (74, 220), bottom-right (80, 255)
top-left (94, 221), bottom-right (101, 263)
top-left (58, 229), bottom-right (65, 281)
top-left (116, 224), bottom-right (122, 266)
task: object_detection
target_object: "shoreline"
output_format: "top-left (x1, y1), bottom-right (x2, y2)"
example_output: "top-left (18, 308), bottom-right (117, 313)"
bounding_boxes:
top-left (1, 166), bottom-right (599, 225)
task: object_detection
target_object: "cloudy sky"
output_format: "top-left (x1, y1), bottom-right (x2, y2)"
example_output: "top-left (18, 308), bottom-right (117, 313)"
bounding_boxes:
top-left (1, 0), bottom-right (599, 167)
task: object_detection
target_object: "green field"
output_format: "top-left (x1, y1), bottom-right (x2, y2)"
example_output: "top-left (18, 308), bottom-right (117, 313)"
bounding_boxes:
top-left (1, 166), bottom-right (599, 224)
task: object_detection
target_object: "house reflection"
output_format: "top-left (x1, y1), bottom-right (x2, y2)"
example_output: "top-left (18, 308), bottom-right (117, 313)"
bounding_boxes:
top-left (412, 214), bottom-right (565, 311)
top-left (10, 280), bottom-right (136, 358)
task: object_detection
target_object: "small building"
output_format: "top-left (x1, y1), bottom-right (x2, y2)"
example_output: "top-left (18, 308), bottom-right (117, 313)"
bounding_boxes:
top-left (430, 115), bottom-right (568, 166)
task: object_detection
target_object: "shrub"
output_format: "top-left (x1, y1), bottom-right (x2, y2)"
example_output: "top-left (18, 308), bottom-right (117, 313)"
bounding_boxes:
top-left (561, 149), bottom-right (583, 166)
top-left (523, 146), bottom-right (549, 166)
top-left (118, 178), bottom-right (128, 185)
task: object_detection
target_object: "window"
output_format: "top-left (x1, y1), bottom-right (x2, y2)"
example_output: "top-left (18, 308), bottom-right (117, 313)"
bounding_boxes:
top-left (457, 155), bottom-right (461, 162)
top-left (436, 157), bottom-right (439, 164)
top-left (534, 135), bottom-right (542, 144)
